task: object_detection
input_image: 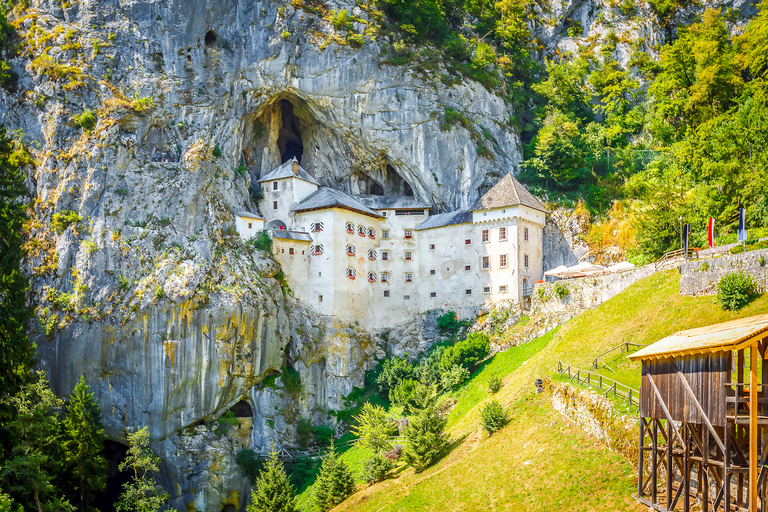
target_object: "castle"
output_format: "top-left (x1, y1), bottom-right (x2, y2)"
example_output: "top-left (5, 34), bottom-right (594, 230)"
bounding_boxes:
top-left (235, 158), bottom-right (548, 330)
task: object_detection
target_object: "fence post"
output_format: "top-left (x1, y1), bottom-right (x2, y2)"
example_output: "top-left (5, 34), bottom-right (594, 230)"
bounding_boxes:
top-left (599, 375), bottom-right (602, 390)
top-left (627, 389), bottom-right (632, 406)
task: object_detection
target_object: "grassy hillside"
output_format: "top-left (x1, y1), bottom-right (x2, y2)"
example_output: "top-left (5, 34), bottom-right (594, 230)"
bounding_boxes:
top-left (323, 270), bottom-right (768, 511)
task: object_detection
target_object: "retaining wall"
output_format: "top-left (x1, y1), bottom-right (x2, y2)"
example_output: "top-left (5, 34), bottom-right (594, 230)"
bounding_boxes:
top-left (679, 248), bottom-right (768, 296)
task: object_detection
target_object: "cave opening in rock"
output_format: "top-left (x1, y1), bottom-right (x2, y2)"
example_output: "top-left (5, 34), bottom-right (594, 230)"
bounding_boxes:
top-left (221, 505), bottom-right (237, 512)
top-left (96, 440), bottom-right (130, 512)
top-left (230, 400), bottom-right (253, 418)
top-left (277, 99), bottom-right (304, 163)
top-left (370, 183), bottom-right (384, 196)
top-left (205, 30), bottom-right (218, 47)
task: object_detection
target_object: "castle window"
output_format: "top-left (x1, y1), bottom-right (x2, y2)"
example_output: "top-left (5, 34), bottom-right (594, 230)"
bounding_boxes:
top-left (464, 265), bottom-right (471, 271)
top-left (289, 248), bottom-right (294, 255)
top-left (482, 256), bottom-right (490, 269)
top-left (483, 286), bottom-right (491, 294)
top-left (319, 295), bottom-right (323, 302)
top-left (281, 248), bottom-right (284, 254)
top-left (273, 201), bottom-right (278, 210)
top-left (465, 289), bottom-right (472, 295)
top-left (430, 269), bottom-right (435, 275)
top-left (384, 290), bottom-right (390, 297)
top-left (367, 272), bottom-right (377, 282)
top-left (499, 254), bottom-right (507, 268)
top-left (465, 239), bottom-right (471, 245)
top-left (346, 245), bottom-right (356, 257)
top-left (311, 244), bottom-right (324, 256)
top-left (368, 228), bottom-right (376, 239)
top-left (368, 249), bottom-right (377, 260)
top-left (482, 229), bottom-right (489, 243)
top-left (346, 268), bottom-right (356, 279)
top-left (382, 229), bottom-right (390, 239)
top-left (499, 285), bottom-right (508, 293)
top-left (405, 273), bottom-right (413, 282)
top-left (429, 244), bottom-right (435, 250)
top-left (382, 251), bottom-right (389, 260)
top-left (405, 251), bottom-right (412, 261)
top-left (346, 222), bottom-right (355, 234)
top-left (524, 227), bottom-right (529, 241)
top-left (430, 292), bottom-right (436, 298)
top-left (524, 254), bottom-right (529, 268)
top-left (358, 226), bottom-right (367, 237)
top-left (499, 227), bottom-right (507, 241)
top-left (404, 230), bottom-right (412, 239)
top-left (248, 222), bottom-right (252, 229)
top-left (311, 222), bottom-right (324, 233)
top-left (404, 295), bottom-right (410, 300)
top-left (381, 272), bottom-right (389, 282)
top-left (272, 181), bottom-right (279, 191)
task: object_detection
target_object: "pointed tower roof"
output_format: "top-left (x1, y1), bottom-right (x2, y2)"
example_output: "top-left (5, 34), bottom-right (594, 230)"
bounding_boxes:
top-left (471, 174), bottom-right (548, 213)
top-left (257, 157), bottom-right (319, 185)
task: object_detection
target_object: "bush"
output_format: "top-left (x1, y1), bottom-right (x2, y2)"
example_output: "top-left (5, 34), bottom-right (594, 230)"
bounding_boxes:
top-left (313, 424), bottom-right (335, 447)
top-left (480, 399), bottom-right (508, 435)
top-left (402, 404), bottom-right (448, 472)
top-left (553, 282), bottom-right (570, 300)
top-left (361, 452), bottom-right (392, 484)
top-left (436, 311), bottom-right (462, 335)
top-left (297, 418), bottom-right (314, 448)
top-left (216, 410), bottom-right (239, 435)
top-left (252, 231), bottom-right (272, 252)
top-left (487, 374), bottom-right (502, 394)
top-left (439, 364), bottom-right (469, 391)
top-left (440, 332), bottom-right (490, 371)
top-left (376, 356), bottom-right (416, 395)
top-left (236, 448), bottom-right (265, 484)
top-left (390, 378), bottom-right (419, 413)
top-left (51, 210), bottom-right (82, 234)
top-left (330, 9), bottom-right (351, 31)
top-left (287, 456), bottom-right (316, 490)
top-left (212, 145), bottom-right (222, 157)
top-left (717, 271), bottom-right (756, 311)
top-left (351, 402), bottom-right (397, 453)
top-left (73, 109), bottom-right (97, 131)
top-left (282, 365), bottom-right (301, 397)
top-left (313, 442), bottom-right (355, 511)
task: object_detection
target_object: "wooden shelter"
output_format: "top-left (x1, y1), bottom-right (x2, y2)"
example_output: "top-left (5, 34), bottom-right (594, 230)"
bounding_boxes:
top-left (629, 314), bottom-right (768, 511)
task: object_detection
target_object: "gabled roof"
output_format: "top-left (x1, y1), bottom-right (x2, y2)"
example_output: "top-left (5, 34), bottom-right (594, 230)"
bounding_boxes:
top-left (234, 210), bottom-right (264, 220)
top-left (415, 210), bottom-right (473, 231)
top-left (292, 187), bottom-right (382, 218)
top-left (628, 314), bottom-right (768, 360)
top-left (471, 174), bottom-right (548, 213)
top-left (358, 196), bottom-right (430, 210)
top-left (257, 158), bottom-right (319, 186)
top-left (271, 230), bottom-right (313, 242)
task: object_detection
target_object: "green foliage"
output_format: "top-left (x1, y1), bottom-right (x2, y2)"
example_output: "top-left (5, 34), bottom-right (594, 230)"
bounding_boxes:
top-left (297, 418), bottom-right (314, 448)
top-left (402, 402), bottom-right (448, 472)
top-left (360, 452), bottom-right (393, 484)
top-left (117, 275), bottom-right (130, 291)
top-left (313, 424), bottom-right (335, 447)
top-left (716, 271), bottom-right (756, 311)
top-left (0, 128), bottom-right (34, 396)
top-left (282, 365), bottom-right (302, 397)
top-left (376, 356), bottom-right (417, 395)
top-left (72, 110), bottom-right (97, 131)
top-left (212, 145), bottom-right (222, 157)
top-left (389, 378), bottom-right (419, 413)
top-left (436, 311), bottom-right (463, 335)
top-left (553, 282), bottom-right (570, 300)
top-left (313, 442), bottom-right (356, 511)
top-left (440, 332), bottom-right (490, 371)
top-left (480, 399), bottom-right (508, 435)
top-left (153, 284), bottom-right (164, 300)
top-left (351, 402), bottom-right (397, 453)
top-left (250, 230), bottom-right (273, 252)
top-left (51, 210), bottom-right (82, 234)
top-left (330, 9), bottom-right (352, 31)
top-left (115, 427), bottom-right (169, 512)
top-left (216, 410), bottom-right (239, 436)
top-left (487, 374), bottom-right (503, 394)
top-left (280, 30), bottom-right (291, 39)
top-left (236, 448), bottom-right (265, 484)
top-left (247, 448), bottom-right (297, 512)
top-left (130, 93), bottom-right (155, 112)
top-left (439, 364), bottom-right (470, 391)
top-left (288, 456), bottom-right (316, 490)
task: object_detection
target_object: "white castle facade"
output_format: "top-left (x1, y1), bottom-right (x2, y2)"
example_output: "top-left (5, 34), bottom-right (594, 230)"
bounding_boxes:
top-left (235, 158), bottom-right (548, 330)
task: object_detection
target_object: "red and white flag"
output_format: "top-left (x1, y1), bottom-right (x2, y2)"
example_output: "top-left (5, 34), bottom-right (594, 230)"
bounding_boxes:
top-left (708, 217), bottom-right (715, 249)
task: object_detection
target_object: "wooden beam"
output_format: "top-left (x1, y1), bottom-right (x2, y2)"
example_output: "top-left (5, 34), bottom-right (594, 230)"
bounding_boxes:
top-left (646, 373), bottom-right (685, 445)
top-left (671, 361), bottom-right (726, 453)
top-left (639, 417), bottom-right (646, 498)
top-left (750, 343), bottom-right (758, 512)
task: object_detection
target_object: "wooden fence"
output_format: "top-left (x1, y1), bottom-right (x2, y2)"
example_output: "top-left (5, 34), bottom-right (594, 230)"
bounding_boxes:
top-left (591, 341), bottom-right (647, 371)
top-left (273, 436), bottom-right (407, 460)
top-left (556, 361), bottom-right (640, 410)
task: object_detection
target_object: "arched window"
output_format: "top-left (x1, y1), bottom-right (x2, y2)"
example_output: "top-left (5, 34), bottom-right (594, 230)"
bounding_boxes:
top-left (368, 249), bottom-right (377, 260)
top-left (367, 272), bottom-right (377, 283)
top-left (311, 244), bottom-right (324, 256)
top-left (310, 222), bottom-right (324, 233)
top-left (346, 222), bottom-right (355, 234)
top-left (368, 228), bottom-right (376, 239)
top-left (346, 268), bottom-right (357, 279)
top-left (346, 245), bottom-right (356, 256)
top-left (358, 225), bottom-right (366, 237)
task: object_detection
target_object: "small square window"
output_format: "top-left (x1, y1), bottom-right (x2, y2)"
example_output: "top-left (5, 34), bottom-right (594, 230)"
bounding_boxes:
top-left (499, 254), bottom-right (507, 268)
top-left (319, 295), bottom-right (323, 302)
top-left (301, 250), bottom-right (305, 255)
top-left (382, 230), bottom-right (390, 239)
top-left (273, 201), bottom-right (278, 210)
top-left (281, 248), bottom-right (284, 253)
top-left (482, 229), bottom-right (489, 243)
top-left (483, 286), bottom-right (491, 294)
top-left (404, 229), bottom-right (412, 239)
top-left (464, 265), bottom-right (471, 271)
top-left (499, 285), bottom-right (508, 293)
top-left (524, 227), bottom-right (529, 241)
top-left (381, 273), bottom-right (389, 282)
top-left (272, 181), bottom-right (279, 191)
top-left (404, 295), bottom-right (411, 300)
top-left (465, 289), bottom-right (472, 295)
top-left (430, 269), bottom-right (435, 275)
top-left (465, 239), bottom-right (471, 245)
top-left (482, 256), bottom-right (490, 269)
top-left (499, 227), bottom-right (507, 241)
top-left (248, 222), bottom-right (252, 229)
top-left (430, 292), bottom-right (436, 298)
top-left (405, 273), bottom-right (413, 282)
top-left (429, 244), bottom-right (435, 250)
top-left (525, 254), bottom-right (529, 268)
top-left (382, 251), bottom-right (389, 260)
top-left (405, 251), bottom-right (412, 261)
top-left (384, 290), bottom-right (390, 297)
top-left (289, 248), bottom-right (294, 255)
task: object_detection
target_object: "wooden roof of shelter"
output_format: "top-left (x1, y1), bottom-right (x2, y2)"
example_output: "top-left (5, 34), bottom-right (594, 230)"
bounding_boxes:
top-left (629, 314), bottom-right (768, 361)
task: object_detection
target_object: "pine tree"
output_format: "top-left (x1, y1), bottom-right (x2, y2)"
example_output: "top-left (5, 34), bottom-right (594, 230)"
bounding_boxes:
top-left (115, 427), bottom-right (168, 512)
top-left (312, 441), bottom-right (355, 511)
top-left (62, 376), bottom-right (107, 511)
top-left (0, 126), bottom-right (34, 398)
top-left (247, 447), bottom-right (296, 512)
top-left (402, 404), bottom-right (448, 473)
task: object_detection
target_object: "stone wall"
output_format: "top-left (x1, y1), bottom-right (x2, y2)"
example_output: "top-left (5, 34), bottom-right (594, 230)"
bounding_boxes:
top-left (531, 265), bottom-right (656, 315)
top-left (680, 249), bottom-right (768, 296)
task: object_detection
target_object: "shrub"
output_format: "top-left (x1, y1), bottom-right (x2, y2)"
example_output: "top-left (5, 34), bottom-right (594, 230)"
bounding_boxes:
top-left (351, 402), bottom-right (397, 453)
top-left (83, 239), bottom-right (97, 255)
top-left (440, 332), bottom-right (490, 371)
top-left (761, 256), bottom-right (766, 267)
top-left (553, 282), bottom-right (570, 300)
top-left (287, 456), bottom-right (316, 490)
top-left (212, 145), bottom-right (222, 157)
top-left (330, 9), bottom-right (351, 31)
top-left (282, 365), bottom-right (301, 397)
top-left (361, 452), bottom-right (392, 484)
top-left (216, 410), bottom-right (239, 435)
top-left (480, 399), bottom-right (508, 435)
top-left (236, 448), bottom-right (265, 484)
top-left (402, 404), bottom-right (447, 472)
top-left (439, 364), bottom-right (469, 391)
top-left (73, 109), bottom-right (97, 131)
top-left (51, 210), bottom-right (82, 234)
top-left (717, 271), bottom-right (756, 311)
top-left (131, 93), bottom-right (155, 112)
top-left (252, 230), bottom-right (273, 252)
top-left (247, 448), bottom-right (296, 512)
top-left (347, 33), bottom-right (364, 47)
top-left (376, 356), bottom-right (416, 395)
top-left (487, 374), bottom-right (502, 394)
top-left (436, 311), bottom-right (462, 335)
top-left (154, 284), bottom-right (164, 300)
top-left (390, 378), bottom-right (419, 413)
top-left (297, 418), bottom-right (314, 448)
top-left (313, 424), bottom-right (335, 447)
top-left (313, 442), bottom-right (355, 511)
top-left (117, 275), bottom-right (130, 291)
top-left (280, 30), bottom-right (290, 39)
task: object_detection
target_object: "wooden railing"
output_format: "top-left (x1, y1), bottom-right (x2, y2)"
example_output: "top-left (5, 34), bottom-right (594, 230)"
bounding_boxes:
top-left (654, 248), bottom-right (698, 271)
top-left (556, 361), bottom-right (640, 409)
top-left (591, 342), bottom-right (647, 371)
top-left (274, 436), bottom-right (407, 460)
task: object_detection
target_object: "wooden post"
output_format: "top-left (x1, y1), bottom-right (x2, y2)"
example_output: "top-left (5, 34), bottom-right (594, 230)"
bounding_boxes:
top-left (684, 423), bottom-right (690, 512)
top-left (653, 420), bottom-right (658, 505)
top-left (725, 421), bottom-right (730, 512)
top-left (639, 417), bottom-right (646, 498)
top-left (750, 344), bottom-right (758, 511)
top-left (667, 419), bottom-right (673, 509)
top-left (704, 426), bottom-right (710, 512)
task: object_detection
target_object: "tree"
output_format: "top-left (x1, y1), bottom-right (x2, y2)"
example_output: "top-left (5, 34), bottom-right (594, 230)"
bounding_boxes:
top-left (247, 447), bottom-right (296, 512)
top-left (312, 442), bottom-right (355, 511)
top-left (115, 427), bottom-right (168, 512)
top-left (351, 403), bottom-right (397, 453)
top-left (402, 403), bottom-right (448, 473)
top-left (375, 356), bottom-right (416, 395)
top-left (0, 126), bottom-right (34, 398)
top-left (61, 376), bottom-right (107, 511)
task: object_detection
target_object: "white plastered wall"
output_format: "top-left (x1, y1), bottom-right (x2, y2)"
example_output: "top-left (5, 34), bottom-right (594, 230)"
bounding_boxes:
top-left (235, 216), bottom-right (264, 240)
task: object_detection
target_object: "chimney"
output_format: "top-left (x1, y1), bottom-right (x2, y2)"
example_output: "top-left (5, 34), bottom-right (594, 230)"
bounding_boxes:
top-left (292, 158), bottom-right (299, 175)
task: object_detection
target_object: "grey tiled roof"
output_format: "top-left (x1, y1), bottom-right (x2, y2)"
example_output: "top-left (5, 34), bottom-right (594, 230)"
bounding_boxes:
top-left (271, 230), bottom-right (313, 242)
top-left (292, 187), bottom-right (382, 218)
top-left (415, 210), bottom-right (473, 231)
top-left (358, 196), bottom-right (430, 210)
top-left (257, 158), bottom-right (319, 185)
top-left (471, 174), bottom-right (548, 213)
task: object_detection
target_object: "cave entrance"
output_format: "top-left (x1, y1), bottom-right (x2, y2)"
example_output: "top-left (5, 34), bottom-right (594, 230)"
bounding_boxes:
top-left (205, 30), bottom-right (218, 47)
top-left (385, 164), bottom-right (414, 196)
top-left (221, 506), bottom-right (237, 512)
top-left (230, 400), bottom-right (253, 418)
top-left (277, 100), bottom-right (304, 164)
top-left (95, 440), bottom-right (130, 512)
